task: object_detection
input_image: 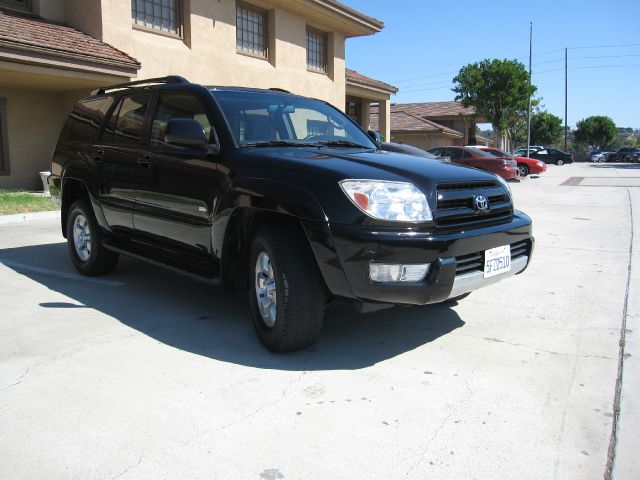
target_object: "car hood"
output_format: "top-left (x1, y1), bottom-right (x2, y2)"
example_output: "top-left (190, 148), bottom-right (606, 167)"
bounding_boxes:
top-left (238, 146), bottom-right (501, 186)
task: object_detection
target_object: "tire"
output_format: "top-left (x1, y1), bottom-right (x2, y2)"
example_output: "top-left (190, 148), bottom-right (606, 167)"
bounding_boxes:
top-left (66, 200), bottom-right (119, 276)
top-left (248, 224), bottom-right (325, 352)
top-left (517, 164), bottom-right (529, 177)
top-left (556, 159), bottom-right (565, 166)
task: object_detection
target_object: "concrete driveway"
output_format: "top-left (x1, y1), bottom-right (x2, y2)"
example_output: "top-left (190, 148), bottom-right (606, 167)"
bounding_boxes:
top-left (0, 162), bottom-right (637, 480)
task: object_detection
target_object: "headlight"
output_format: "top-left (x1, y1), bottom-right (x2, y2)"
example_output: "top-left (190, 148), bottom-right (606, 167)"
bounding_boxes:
top-left (495, 175), bottom-right (513, 204)
top-left (340, 180), bottom-right (432, 222)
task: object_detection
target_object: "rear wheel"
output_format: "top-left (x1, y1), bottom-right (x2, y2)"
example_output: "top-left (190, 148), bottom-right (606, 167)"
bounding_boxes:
top-left (248, 224), bottom-right (325, 352)
top-left (517, 164), bottom-right (529, 177)
top-left (556, 159), bottom-right (565, 166)
top-left (66, 200), bottom-right (118, 275)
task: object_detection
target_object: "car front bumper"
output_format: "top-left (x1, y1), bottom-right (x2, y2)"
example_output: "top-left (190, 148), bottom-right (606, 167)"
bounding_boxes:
top-left (309, 211), bottom-right (533, 308)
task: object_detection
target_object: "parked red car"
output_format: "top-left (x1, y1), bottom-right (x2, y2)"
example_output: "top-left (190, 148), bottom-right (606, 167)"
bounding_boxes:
top-left (476, 147), bottom-right (547, 177)
top-left (427, 146), bottom-right (519, 180)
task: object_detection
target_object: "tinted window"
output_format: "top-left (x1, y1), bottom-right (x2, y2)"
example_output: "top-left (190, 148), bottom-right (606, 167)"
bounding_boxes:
top-left (60, 96), bottom-right (114, 145)
top-left (446, 148), bottom-right (463, 159)
top-left (103, 94), bottom-right (150, 146)
top-left (150, 92), bottom-right (213, 147)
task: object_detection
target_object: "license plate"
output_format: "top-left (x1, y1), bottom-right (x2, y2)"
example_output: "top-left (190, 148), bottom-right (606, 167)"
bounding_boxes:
top-left (484, 245), bottom-right (511, 278)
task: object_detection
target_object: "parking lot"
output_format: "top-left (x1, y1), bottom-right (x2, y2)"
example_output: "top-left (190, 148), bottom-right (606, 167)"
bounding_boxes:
top-left (0, 162), bottom-right (638, 479)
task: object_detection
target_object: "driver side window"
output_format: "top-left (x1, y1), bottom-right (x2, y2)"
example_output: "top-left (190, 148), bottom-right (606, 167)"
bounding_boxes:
top-left (150, 92), bottom-right (214, 147)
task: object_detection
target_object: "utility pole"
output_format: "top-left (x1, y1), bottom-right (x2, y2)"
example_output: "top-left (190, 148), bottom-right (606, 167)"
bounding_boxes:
top-left (526, 22), bottom-right (532, 157)
top-left (564, 47), bottom-right (568, 151)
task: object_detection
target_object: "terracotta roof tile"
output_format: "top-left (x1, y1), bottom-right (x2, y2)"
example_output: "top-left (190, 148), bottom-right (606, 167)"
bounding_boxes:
top-left (0, 8), bottom-right (140, 68)
top-left (370, 110), bottom-right (463, 137)
top-left (346, 68), bottom-right (398, 94)
top-left (391, 101), bottom-right (475, 117)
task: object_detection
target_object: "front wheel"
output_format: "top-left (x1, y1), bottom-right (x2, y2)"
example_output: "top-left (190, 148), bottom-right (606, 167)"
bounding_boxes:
top-left (556, 159), bottom-right (565, 166)
top-left (517, 164), bottom-right (529, 177)
top-left (248, 224), bottom-right (325, 352)
top-left (66, 200), bottom-right (119, 276)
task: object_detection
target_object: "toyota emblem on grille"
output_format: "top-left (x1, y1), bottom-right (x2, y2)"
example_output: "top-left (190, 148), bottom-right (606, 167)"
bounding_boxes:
top-left (474, 195), bottom-right (489, 211)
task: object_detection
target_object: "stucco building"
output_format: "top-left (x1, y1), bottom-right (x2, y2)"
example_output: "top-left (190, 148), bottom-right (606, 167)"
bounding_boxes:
top-left (0, 0), bottom-right (393, 189)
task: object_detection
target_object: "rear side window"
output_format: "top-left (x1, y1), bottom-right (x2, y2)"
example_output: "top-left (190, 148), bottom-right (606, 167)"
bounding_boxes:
top-left (446, 148), bottom-right (462, 159)
top-left (59, 96), bottom-right (114, 145)
top-left (102, 94), bottom-right (150, 146)
top-left (150, 92), bottom-right (214, 147)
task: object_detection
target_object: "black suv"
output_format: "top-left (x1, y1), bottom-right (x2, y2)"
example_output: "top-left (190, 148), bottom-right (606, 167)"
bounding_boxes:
top-left (49, 77), bottom-right (533, 352)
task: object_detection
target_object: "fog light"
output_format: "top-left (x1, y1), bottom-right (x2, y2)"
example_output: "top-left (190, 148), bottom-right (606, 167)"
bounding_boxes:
top-left (369, 263), bottom-right (430, 283)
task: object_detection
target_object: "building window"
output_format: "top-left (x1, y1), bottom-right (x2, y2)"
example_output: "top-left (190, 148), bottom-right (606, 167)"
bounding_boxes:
top-left (0, 98), bottom-right (9, 175)
top-left (236, 2), bottom-right (267, 59)
top-left (306, 27), bottom-right (327, 73)
top-left (0, 0), bottom-right (31, 11)
top-left (131, 0), bottom-right (181, 36)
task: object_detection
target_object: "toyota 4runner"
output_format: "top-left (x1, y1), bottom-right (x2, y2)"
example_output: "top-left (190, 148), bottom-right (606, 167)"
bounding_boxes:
top-left (49, 76), bottom-right (534, 352)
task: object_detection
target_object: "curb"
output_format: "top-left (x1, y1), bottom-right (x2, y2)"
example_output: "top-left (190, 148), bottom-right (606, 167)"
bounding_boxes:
top-left (0, 210), bottom-right (61, 225)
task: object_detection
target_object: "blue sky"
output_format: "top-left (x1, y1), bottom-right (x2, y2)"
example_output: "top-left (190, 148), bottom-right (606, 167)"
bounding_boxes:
top-left (344, 0), bottom-right (640, 128)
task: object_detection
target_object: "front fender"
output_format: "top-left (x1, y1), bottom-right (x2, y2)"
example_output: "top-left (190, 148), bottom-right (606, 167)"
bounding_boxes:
top-left (216, 177), bottom-right (328, 222)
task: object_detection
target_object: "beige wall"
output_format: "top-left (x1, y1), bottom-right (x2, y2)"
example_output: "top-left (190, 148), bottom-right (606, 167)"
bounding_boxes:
top-left (0, 88), bottom-right (83, 190)
top-left (97, 0), bottom-right (346, 109)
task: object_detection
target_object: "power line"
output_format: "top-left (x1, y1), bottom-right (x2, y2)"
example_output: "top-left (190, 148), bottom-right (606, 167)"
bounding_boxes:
top-left (389, 44), bottom-right (640, 87)
top-left (568, 42), bottom-right (640, 50)
top-left (533, 64), bottom-right (640, 75)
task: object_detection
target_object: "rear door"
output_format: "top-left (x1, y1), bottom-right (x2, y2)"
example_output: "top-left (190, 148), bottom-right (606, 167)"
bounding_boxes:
top-left (96, 93), bottom-right (152, 233)
top-left (132, 89), bottom-right (224, 257)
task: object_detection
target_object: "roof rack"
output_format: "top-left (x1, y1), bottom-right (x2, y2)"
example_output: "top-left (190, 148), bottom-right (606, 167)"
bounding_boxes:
top-left (269, 87), bottom-right (291, 93)
top-left (93, 76), bottom-right (189, 95)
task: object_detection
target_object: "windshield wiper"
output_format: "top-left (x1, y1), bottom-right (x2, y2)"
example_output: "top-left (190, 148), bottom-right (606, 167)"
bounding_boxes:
top-left (244, 140), bottom-right (318, 147)
top-left (313, 140), bottom-right (372, 149)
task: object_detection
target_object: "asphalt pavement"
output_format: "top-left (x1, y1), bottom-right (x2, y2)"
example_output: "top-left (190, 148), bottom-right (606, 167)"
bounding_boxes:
top-left (0, 161), bottom-right (637, 480)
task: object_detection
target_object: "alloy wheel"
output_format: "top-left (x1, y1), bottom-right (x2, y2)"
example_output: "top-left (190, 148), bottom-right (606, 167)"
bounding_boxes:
top-left (73, 214), bottom-right (91, 261)
top-left (255, 251), bottom-right (277, 327)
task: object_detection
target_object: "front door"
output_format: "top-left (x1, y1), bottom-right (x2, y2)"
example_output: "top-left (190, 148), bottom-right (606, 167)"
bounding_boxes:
top-left (133, 90), bottom-right (224, 257)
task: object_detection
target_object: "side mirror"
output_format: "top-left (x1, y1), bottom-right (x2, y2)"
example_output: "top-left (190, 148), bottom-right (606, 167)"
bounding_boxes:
top-left (367, 130), bottom-right (382, 146)
top-left (165, 118), bottom-right (207, 146)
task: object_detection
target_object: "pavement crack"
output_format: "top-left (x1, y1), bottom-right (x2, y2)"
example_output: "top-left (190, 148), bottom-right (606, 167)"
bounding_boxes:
top-left (110, 455), bottom-right (143, 480)
top-left (402, 363), bottom-right (479, 479)
top-left (180, 372), bottom-right (306, 448)
top-left (480, 336), bottom-right (614, 360)
top-left (604, 187), bottom-right (634, 480)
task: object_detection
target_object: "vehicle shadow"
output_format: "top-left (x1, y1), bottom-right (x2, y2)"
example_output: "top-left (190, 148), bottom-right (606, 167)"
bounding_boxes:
top-left (0, 242), bottom-right (465, 371)
top-left (589, 163), bottom-right (640, 170)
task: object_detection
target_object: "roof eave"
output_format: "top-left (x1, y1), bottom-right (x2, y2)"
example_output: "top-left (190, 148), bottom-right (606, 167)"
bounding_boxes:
top-left (307, 0), bottom-right (383, 36)
top-left (346, 79), bottom-right (397, 95)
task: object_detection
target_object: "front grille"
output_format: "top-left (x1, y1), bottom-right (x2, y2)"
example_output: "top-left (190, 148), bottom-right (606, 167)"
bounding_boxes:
top-left (454, 240), bottom-right (530, 276)
top-left (435, 181), bottom-right (512, 227)
top-left (437, 181), bottom-right (499, 191)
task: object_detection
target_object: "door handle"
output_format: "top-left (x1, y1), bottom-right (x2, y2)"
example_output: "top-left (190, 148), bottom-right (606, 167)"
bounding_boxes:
top-left (137, 154), bottom-right (151, 168)
top-left (93, 149), bottom-right (104, 163)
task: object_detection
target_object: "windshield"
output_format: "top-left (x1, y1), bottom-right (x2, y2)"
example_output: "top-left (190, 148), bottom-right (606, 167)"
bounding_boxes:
top-left (483, 148), bottom-right (513, 158)
top-left (209, 89), bottom-right (377, 149)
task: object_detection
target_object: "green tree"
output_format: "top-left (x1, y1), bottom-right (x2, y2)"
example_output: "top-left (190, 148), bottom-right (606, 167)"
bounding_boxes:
top-left (507, 98), bottom-right (541, 148)
top-left (452, 59), bottom-right (537, 149)
top-left (573, 116), bottom-right (617, 149)
top-left (530, 111), bottom-right (563, 145)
